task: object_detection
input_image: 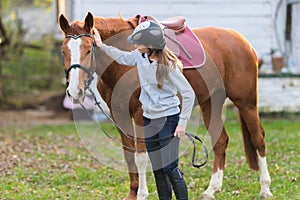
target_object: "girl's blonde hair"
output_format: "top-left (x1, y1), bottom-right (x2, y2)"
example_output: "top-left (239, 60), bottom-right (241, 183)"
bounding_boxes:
top-left (150, 47), bottom-right (183, 89)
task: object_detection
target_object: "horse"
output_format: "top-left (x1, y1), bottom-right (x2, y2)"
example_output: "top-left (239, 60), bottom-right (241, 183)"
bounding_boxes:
top-left (58, 12), bottom-right (273, 200)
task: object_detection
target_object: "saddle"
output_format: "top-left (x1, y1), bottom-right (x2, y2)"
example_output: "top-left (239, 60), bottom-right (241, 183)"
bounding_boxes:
top-left (136, 15), bottom-right (206, 68)
top-left (161, 16), bottom-right (186, 33)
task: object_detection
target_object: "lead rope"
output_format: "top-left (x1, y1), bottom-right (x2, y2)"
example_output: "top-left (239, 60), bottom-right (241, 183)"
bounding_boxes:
top-left (185, 132), bottom-right (208, 168)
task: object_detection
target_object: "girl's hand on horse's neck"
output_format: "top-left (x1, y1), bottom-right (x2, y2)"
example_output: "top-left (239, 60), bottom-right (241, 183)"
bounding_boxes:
top-left (93, 28), bottom-right (103, 47)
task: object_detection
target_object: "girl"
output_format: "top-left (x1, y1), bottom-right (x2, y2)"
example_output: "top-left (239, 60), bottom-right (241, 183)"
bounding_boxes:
top-left (93, 20), bottom-right (195, 200)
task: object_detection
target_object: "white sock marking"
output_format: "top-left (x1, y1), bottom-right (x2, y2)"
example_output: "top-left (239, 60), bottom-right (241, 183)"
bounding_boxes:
top-left (201, 169), bottom-right (223, 198)
top-left (135, 152), bottom-right (149, 200)
top-left (257, 151), bottom-right (273, 198)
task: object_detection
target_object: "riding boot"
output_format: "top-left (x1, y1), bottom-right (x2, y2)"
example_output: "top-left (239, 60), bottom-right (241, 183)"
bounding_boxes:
top-left (167, 167), bottom-right (188, 200)
top-left (153, 169), bottom-right (172, 200)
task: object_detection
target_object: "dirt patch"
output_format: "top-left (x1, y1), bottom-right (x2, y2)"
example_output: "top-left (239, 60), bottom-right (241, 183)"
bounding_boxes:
top-left (0, 92), bottom-right (75, 128)
top-left (0, 109), bottom-right (72, 128)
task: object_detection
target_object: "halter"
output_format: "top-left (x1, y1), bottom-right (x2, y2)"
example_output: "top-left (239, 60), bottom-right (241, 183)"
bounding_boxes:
top-left (64, 33), bottom-right (96, 89)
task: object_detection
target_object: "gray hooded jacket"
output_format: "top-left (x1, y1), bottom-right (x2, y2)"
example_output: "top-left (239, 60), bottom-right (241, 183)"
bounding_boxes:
top-left (100, 44), bottom-right (195, 127)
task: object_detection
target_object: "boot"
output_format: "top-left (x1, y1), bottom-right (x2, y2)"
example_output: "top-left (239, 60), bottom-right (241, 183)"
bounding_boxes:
top-left (167, 167), bottom-right (188, 200)
top-left (153, 169), bottom-right (172, 200)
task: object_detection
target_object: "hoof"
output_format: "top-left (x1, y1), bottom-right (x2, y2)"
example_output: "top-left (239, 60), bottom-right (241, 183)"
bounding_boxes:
top-left (260, 191), bottom-right (273, 199)
top-left (199, 193), bottom-right (215, 200)
top-left (137, 189), bottom-right (148, 200)
top-left (123, 191), bottom-right (137, 200)
top-left (123, 197), bottom-right (136, 200)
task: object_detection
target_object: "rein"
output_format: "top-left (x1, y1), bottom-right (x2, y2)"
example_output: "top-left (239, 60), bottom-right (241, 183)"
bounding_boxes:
top-left (84, 86), bottom-right (208, 169)
top-left (63, 32), bottom-right (208, 169)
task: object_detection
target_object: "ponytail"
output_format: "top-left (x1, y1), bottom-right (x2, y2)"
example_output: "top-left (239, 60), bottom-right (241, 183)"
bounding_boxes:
top-left (151, 48), bottom-right (183, 89)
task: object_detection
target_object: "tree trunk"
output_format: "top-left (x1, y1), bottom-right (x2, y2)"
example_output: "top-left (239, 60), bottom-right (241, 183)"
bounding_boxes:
top-left (0, 4), bottom-right (10, 102)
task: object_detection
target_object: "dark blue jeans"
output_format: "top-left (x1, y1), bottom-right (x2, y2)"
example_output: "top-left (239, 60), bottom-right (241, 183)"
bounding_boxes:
top-left (143, 113), bottom-right (180, 174)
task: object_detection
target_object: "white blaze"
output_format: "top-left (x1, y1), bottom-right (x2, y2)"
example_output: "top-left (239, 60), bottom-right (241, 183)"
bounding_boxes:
top-left (67, 38), bottom-right (81, 100)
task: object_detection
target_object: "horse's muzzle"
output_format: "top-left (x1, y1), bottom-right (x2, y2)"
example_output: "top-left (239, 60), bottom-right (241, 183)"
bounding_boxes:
top-left (66, 88), bottom-right (85, 104)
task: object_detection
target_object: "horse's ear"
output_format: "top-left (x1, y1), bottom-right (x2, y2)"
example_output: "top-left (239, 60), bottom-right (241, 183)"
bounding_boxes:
top-left (59, 14), bottom-right (71, 34)
top-left (84, 12), bottom-right (94, 33)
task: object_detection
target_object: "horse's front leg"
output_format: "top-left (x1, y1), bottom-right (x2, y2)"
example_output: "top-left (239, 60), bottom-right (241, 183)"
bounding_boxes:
top-left (134, 109), bottom-right (149, 200)
top-left (110, 108), bottom-right (138, 200)
top-left (135, 152), bottom-right (149, 200)
top-left (121, 137), bottom-right (148, 200)
top-left (116, 115), bottom-right (148, 200)
top-left (121, 136), bottom-right (139, 200)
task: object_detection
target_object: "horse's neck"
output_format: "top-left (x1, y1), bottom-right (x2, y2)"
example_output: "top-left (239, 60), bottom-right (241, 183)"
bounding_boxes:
top-left (95, 17), bottom-right (133, 40)
top-left (95, 17), bottom-right (136, 90)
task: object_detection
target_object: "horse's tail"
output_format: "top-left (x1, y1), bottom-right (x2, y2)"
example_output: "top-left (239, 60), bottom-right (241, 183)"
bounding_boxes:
top-left (239, 112), bottom-right (259, 171)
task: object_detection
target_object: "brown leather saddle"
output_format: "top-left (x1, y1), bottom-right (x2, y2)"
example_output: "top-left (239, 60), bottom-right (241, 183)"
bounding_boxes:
top-left (161, 16), bottom-right (186, 33)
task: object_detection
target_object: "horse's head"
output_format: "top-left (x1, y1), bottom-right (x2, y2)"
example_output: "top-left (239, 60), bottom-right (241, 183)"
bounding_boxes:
top-left (59, 12), bottom-right (95, 104)
top-left (59, 12), bottom-right (139, 103)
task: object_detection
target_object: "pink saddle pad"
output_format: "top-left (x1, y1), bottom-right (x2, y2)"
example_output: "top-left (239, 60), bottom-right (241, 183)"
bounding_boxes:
top-left (170, 26), bottom-right (206, 69)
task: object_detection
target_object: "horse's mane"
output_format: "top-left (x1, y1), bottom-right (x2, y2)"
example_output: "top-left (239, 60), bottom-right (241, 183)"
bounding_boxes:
top-left (67, 14), bottom-right (137, 41)
top-left (69, 21), bottom-right (87, 34)
top-left (94, 16), bottom-right (137, 40)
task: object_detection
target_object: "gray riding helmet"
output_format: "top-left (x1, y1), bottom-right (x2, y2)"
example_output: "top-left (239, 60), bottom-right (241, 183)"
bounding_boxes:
top-left (127, 21), bottom-right (166, 49)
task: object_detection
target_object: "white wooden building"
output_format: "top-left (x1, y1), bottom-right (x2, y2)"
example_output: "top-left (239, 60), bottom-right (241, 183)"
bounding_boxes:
top-left (53, 0), bottom-right (300, 112)
top-left (54, 0), bottom-right (300, 74)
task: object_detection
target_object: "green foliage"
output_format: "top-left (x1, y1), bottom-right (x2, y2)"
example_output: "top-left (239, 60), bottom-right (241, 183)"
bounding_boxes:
top-left (1, 0), bottom-right (52, 14)
top-left (0, 111), bottom-right (299, 199)
top-left (0, 37), bottom-right (63, 106)
top-left (33, 0), bottom-right (52, 8)
top-left (0, 0), bottom-right (57, 107)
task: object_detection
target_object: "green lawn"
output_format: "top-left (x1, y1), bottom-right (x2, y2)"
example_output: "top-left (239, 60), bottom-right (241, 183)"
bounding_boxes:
top-left (0, 110), bottom-right (299, 199)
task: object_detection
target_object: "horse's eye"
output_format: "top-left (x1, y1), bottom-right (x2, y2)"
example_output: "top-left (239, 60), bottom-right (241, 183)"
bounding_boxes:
top-left (87, 50), bottom-right (91, 55)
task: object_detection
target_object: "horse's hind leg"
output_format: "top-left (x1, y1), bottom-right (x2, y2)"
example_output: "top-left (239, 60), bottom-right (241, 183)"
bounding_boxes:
top-left (199, 91), bottom-right (228, 200)
top-left (236, 102), bottom-right (273, 199)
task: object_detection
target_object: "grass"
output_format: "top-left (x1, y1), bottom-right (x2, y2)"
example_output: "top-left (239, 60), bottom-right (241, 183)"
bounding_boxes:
top-left (0, 109), bottom-right (299, 200)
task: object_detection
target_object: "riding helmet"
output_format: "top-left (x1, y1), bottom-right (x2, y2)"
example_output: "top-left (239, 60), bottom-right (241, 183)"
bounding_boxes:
top-left (127, 21), bottom-right (166, 49)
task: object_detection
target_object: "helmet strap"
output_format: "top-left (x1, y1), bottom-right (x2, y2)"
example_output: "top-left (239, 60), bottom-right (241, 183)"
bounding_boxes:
top-left (148, 48), bottom-right (154, 56)
top-left (146, 48), bottom-right (155, 63)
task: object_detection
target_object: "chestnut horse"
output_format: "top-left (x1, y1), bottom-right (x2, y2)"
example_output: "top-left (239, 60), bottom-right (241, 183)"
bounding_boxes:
top-left (59, 12), bottom-right (273, 200)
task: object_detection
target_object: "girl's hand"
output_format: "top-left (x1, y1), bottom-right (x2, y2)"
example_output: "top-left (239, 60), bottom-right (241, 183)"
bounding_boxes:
top-left (174, 125), bottom-right (186, 137)
top-left (93, 28), bottom-right (102, 47)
